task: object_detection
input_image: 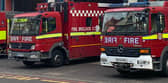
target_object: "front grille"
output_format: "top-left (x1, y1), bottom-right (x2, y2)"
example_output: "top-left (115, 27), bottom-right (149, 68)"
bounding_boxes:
top-left (10, 43), bottom-right (34, 50)
top-left (105, 47), bottom-right (142, 57)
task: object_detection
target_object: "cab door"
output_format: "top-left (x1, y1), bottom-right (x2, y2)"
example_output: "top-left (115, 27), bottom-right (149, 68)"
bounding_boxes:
top-left (37, 13), bottom-right (62, 52)
top-left (149, 13), bottom-right (166, 57)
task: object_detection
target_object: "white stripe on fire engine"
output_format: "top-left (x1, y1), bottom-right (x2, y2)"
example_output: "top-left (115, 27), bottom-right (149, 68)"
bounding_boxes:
top-left (70, 10), bottom-right (104, 17)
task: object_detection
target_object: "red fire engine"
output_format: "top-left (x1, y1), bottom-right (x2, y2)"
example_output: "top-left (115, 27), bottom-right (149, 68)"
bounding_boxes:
top-left (0, 12), bottom-right (7, 55)
top-left (100, 1), bottom-right (168, 76)
top-left (8, 0), bottom-right (108, 66)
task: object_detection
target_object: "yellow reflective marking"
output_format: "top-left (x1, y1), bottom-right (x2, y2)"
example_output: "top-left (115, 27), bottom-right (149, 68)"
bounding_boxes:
top-left (0, 31), bottom-right (6, 40)
top-left (142, 34), bottom-right (157, 40)
top-left (70, 32), bottom-right (101, 36)
top-left (7, 19), bottom-right (10, 23)
top-left (71, 43), bottom-right (101, 48)
top-left (162, 33), bottom-right (168, 38)
top-left (36, 33), bottom-right (62, 39)
top-left (14, 19), bottom-right (28, 22)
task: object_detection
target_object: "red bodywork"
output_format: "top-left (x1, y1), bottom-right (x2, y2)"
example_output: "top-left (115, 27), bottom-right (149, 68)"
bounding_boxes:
top-left (0, 12), bottom-right (7, 45)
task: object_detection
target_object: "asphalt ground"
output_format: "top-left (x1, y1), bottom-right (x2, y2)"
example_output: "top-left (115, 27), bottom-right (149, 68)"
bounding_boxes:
top-left (0, 56), bottom-right (167, 83)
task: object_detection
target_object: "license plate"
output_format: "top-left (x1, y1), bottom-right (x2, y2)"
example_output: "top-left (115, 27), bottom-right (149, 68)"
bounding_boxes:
top-left (16, 54), bottom-right (24, 57)
top-left (115, 58), bottom-right (128, 63)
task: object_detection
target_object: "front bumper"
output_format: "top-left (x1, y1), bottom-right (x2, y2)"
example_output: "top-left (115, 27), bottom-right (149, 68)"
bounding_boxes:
top-left (100, 53), bottom-right (153, 70)
top-left (8, 51), bottom-right (49, 61)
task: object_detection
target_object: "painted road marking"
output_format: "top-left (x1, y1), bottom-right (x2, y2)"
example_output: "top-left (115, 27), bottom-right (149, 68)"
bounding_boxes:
top-left (40, 79), bottom-right (69, 83)
top-left (0, 73), bottom-right (88, 83)
top-left (90, 62), bottom-right (99, 65)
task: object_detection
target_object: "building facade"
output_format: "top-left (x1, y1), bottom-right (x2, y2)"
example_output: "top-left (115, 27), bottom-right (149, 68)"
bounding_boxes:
top-left (0, 0), bottom-right (47, 12)
top-left (0, 0), bottom-right (5, 11)
top-left (1, 0), bottom-right (162, 12)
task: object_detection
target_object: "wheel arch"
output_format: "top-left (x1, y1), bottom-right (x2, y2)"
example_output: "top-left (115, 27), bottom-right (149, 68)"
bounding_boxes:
top-left (160, 46), bottom-right (168, 71)
top-left (49, 42), bottom-right (69, 61)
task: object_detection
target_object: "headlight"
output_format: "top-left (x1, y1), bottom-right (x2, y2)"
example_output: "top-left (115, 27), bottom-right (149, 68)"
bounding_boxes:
top-left (137, 60), bottom-right (150, 65)
top-left (31, 45), bottom-right (35, 50)
top-left (101, 58), bottom-right (107, 62)
top-left (30, 55), bottom-right (39, 58)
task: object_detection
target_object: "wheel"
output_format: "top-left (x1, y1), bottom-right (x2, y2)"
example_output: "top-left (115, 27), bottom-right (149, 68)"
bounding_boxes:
top-left (47, 50), bottom-right (64, 67)
top-left (0, 45), bottom-right (6, 56)
top-left (162, 54), bottom-right (168, 76)
top-left (0, 47), bottom-right (3, 54)
top-left (22, 61), bottom-right (35, 66)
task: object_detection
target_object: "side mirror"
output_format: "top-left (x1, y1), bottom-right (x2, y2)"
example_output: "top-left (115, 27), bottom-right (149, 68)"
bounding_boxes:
top-left (157, 13), bottom-right (165, 33)
top-left (98, 15), bottom-right (104, 32)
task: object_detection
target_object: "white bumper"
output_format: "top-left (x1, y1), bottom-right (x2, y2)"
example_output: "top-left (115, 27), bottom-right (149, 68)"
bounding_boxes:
top-left (100, 53), bottom-right (153, 70)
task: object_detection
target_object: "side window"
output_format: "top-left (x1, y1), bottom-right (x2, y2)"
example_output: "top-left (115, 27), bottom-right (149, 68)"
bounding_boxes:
top-left (158, 13), bottom-right (165, 32)
top-left (48, 17), bottom-right (56, 32)
top-left (86, 17), bottom-right (92, 27)
top-left (42, 17), bottom-right (56, 34)
top-left (151, 13), bottom-right (165, 33)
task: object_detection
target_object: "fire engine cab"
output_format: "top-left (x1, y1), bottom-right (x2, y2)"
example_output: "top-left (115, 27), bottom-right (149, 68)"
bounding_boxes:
top-left (100, 1), bottom-right (168, 76)
top-left (8, 0), bottom-right (108, 66)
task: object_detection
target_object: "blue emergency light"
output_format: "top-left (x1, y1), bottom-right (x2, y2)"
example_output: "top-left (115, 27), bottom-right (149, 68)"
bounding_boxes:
top-left (108, 3), bottom-right (125, 8)
top-left (98, 1), bottom-right (150, 8)
top-left (129, 2), bottom-right (149, 7)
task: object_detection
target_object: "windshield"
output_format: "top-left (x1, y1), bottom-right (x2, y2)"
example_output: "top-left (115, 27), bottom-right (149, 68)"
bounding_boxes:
top-left (10, 16), bottom-right (40, 36)
top-left (102, 11), bottom-right (149, 36)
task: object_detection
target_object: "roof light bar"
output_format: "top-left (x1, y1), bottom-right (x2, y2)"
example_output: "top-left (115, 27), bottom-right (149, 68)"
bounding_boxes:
top-left (129, 2), bottom-right (149, 7)
top-left (98, 1), bottom-right (165, 8)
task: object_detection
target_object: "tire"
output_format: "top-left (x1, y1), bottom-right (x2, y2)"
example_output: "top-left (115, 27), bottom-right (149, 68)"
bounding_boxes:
top-left (0, 46), bottom-right (5, 54)
top-left (0, 46), bottom-right (6, 56)
top-left (47, 50), bottom-right (64, 67)
top-left (0, 47), bottom-right (3, 54)
top-left (23, 61), bottom-right (35, 67)
top-left (162, 54), bottom-right (168, 76)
